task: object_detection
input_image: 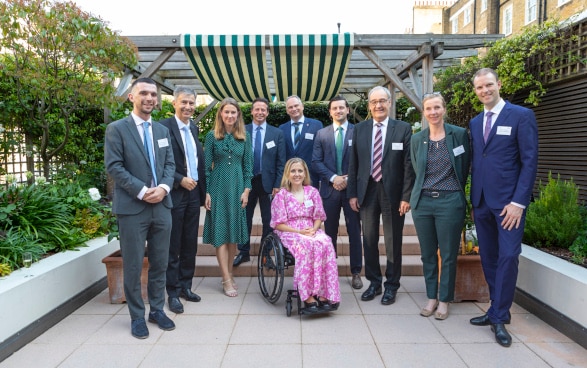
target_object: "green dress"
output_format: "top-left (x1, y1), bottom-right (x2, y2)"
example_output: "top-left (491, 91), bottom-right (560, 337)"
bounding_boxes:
top-left (203, 131), bottom-right (253, 247)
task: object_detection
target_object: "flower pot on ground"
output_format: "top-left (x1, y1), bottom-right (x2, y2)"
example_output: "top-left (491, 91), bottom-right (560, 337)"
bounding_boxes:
top-left (102, 249), bottom-right (148, 304)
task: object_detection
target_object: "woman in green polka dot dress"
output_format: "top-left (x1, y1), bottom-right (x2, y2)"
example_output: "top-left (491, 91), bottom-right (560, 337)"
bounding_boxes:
top-left (203, 98), bottom-right (253, 297)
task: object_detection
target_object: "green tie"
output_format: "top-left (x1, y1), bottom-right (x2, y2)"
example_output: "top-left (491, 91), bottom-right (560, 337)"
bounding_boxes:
top-left (335, 126), bottom-right (343, 175)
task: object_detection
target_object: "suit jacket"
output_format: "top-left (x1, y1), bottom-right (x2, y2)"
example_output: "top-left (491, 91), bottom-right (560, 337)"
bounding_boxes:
top-left (312, 123), bottom-right (355, 199)
top-left (105, 115), bottom-right (175, 215)
top-left (160, 117), bottom-right (206, 204)
top-left (409, 123), bottom-right (471, 209)
top-left (246, 123), bottom-right (286, 193)
top-left (279, 117), bottom-right (323, 179)
top-left (347, 118), bottom-right (415, 206)
top-left (469, 101), bottom-right (538, 209)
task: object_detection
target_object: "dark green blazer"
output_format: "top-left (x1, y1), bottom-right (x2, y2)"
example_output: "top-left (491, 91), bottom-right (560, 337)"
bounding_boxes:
top-left (409, 123), bottom-right (471, 210)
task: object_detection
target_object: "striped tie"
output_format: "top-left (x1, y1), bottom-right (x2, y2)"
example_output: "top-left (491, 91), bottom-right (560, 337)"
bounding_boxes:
top-left (372, 123), bottom-right (383, 182)
top-left (293, 122), bottom-right (301, 149)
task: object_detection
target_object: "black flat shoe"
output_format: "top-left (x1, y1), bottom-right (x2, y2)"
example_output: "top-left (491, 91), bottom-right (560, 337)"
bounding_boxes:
top-left (317, 299), bottom-right (333, 311)
top-left (303, 301), bottom-right (321, 314)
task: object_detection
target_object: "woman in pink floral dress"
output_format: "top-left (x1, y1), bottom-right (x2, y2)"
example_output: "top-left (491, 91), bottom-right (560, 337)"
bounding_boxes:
top-left (270, 158), bottom-right (341, 313)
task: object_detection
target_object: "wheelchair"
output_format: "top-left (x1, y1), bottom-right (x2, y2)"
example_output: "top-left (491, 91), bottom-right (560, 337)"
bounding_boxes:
top-left (257, 231), bottom-right (335, 316)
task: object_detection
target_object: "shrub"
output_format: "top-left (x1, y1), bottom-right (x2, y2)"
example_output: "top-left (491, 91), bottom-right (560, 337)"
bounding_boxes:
top-left (524, 172), bottom-right (583, 249)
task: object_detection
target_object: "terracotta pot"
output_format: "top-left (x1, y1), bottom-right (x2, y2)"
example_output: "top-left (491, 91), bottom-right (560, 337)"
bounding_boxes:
top-left (102, 249), bottom-right (149, 304)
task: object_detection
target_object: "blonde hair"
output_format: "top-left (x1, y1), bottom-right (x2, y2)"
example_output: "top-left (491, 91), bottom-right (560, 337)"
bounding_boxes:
top-left (213, 97), bottom-right (246, 140)
top-left (280, 158), bottom-right (311, 190)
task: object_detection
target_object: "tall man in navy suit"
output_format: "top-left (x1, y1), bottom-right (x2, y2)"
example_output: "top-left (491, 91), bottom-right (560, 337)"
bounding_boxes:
top-left (312, 95), bottom-right (363, 290)
top-left (279, 95), bottom-right (323, 188)
top-left (105, 78), bottom-right (176, 339)
top-left (348, 86), bottom-right (415, 306)
top-left (234, 97), bottom-right (286, 266)
top-left (468, 68), bottom-right (538, 348)
top-left (160, 87), bottom-right (206, 314)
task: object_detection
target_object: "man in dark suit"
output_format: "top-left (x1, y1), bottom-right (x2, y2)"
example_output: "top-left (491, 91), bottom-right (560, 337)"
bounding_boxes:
top-left (468, 68), bottom-right (538, 348)
top-left (312, 95), bottom-right (363, 290)
top-left (160, 87), bottom-right (206, 313)
top-left (279, 95), bottom-right (323, 188)
top-left (105, 77), bottom-right (176, 339)
top-left (234, 97), bottom-right (286, 266)
top-left (348, 86), bottom-right (415, 305)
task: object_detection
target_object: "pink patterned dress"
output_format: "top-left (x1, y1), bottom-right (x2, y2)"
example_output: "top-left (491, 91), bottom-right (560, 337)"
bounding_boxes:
top-left (270, 186), bottom-right (341, 303)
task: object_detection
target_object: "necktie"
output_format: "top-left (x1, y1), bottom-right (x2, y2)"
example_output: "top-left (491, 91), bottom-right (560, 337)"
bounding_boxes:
top-left (372, 123), bottom-right (383, 182)
top-left (335, 126), bottom-right (343, 175)
top-left (293, 122), bottom-right (301, 149)
top-left (183, 125), bottom-right (198, 181)
top-left (254, 126), bottom-right (262, 175)
top-left (143, 122), bottom-right (158, 186)
top-left (483, 111), bottom-right (494, 143)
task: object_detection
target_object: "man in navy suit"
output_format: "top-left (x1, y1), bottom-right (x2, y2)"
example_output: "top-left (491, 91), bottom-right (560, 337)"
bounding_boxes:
top-left (160, 87), bottom-right (206, 313)
top-left (234, 97), bottom-right (286, 266)
top-left (468, 68), bottom-right (538, 348)
top-left (105, 78), bottom-right (176, 339)
top-left (279, 95), bottom-right (323, 188)
top-left (312, 95), bottom-right (363, 289)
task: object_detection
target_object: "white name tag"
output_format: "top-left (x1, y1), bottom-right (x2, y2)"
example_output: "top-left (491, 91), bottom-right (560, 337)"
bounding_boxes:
top-left (392, 142), bottom-right (403, 150)
top-left (453, 145), bottom-right (465, 156)
top-left (348, 140), bottom-right (352, 146)
top-left (158, 138), bottom-right (169, 148)
top-left (304, 199), bottom-right (314, 208)
top-left (496, 126), bottom-right (512, 135)
top-left (305, 133), bottom-right (314, 140)
top-left (266, 141), bottom-right (275, 149)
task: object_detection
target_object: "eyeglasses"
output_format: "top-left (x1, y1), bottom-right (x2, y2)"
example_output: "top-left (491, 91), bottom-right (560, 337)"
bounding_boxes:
top-left (422, 92), bottom-right (442, 99)
top-left (368, 99), bottom-right (390, 106)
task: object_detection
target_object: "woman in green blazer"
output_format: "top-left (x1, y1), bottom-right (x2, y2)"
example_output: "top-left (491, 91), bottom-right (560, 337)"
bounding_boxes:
top-left (410, 93), bottom-right (471, 320)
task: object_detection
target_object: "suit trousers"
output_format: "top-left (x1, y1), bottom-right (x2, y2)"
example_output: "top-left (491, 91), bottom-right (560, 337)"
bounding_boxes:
top-left (411, 191), bottom-right (465, 302)
top-left (474, 195), bottom-right (525, 324)
top-left (322, 187), bottom-right (362, 275)
top-left (359, 179), bottom-right (404, 290)
top-left (118, 202), bottom-right (172, 320)
top-left (166, 188), bottom-right (201, 297)
top-left (238, 175), bottom-right (272, 254)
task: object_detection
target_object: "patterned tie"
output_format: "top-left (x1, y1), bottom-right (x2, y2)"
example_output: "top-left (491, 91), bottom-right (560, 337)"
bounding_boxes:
top-left (293, 122), bottom-right (301, 149)
top-left (183, 125), bottom-right (198, 180)
top-left (483, 111), bottom-right (494, 143)
top-left (335, 126), bottom-right (344, 175)
top-left (143, 122), bottom-right (158, 186)
top-left (254, 126), bottom-right (262, 175)
top-left (372, 123), bottom-right (383, 182)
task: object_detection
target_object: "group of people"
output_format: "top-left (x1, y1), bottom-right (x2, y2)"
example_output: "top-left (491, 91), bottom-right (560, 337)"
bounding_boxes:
top-left (105, 67), bottom-right (538, 349)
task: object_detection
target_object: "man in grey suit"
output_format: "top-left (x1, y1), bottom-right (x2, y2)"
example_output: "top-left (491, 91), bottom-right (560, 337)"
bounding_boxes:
top-left (347, 86), bottom-right (415, 305)
top-left (234, 97), bottom-right (286, 266)
top-left (160, 87), bottom-right (206, 313)
top-left (105, 77), bottom-right (176, 339)
top-left (312, 95), bottom-right (363, 290)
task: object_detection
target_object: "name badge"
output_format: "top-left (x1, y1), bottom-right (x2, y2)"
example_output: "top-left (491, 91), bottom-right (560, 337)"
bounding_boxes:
top-left (496, 126), bottom-right (512, 135)
top-left (304, 199), bottom-right (313, 208)
top-left (348, 140), bottom-right (352, 146)
top-left (158, 138), bottom-right (169, 148)
top-left (266, 141), bottom-right (275, 149)
top-left (305, 133), bottom-right (314, 140)
top-left (392, 142), bottom-right (403, 150)
top-left (453, 145), bottom-right (465, 156)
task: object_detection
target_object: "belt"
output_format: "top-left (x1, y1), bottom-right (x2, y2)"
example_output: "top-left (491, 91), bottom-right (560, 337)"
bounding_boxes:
top-left (421, 190), bottom-right (459, 198)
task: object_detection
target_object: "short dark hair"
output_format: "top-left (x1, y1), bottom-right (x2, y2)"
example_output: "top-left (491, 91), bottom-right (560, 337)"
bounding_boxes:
top-left (131, 77), bottom-right (156, 89)
top-left (252, 97), bottom-right (270, 108)
top-left (328, 95), bottom-right (348, 110)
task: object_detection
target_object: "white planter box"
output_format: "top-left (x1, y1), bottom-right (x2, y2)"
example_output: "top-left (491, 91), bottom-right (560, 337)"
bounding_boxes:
top-left (0, 237), bottom-right (120, 344)
top-left (518, 244), bottom-right (587, 328)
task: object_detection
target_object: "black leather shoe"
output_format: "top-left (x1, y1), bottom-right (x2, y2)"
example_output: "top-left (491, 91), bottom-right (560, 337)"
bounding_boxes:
top-left (233, 253), bottom-right (250, 267)
top-left (302, 301), bottom-right (321, 314)
top-left (131, 318), bottom-right (149, 339)
top-left (470, 313), bottom-right (511, 326)
top-left (381, 287), bottom-right (397, 305)
top-left (180, 288), bottom-right (201, 302)
top-left (318, 299), bottom-right (333, 312)
top-left (491, 323), bottom-right (512, 347)
top-left (168, 297), bottom-right (184, 314)
top-left (148, 310), bottom-right (175, 331)
top-left (361, 284), bottom-right (382, 301)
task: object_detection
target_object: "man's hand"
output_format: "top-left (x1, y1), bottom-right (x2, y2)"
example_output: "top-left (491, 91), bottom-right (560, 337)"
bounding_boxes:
top-left (500, 204), bottom-right (523, 230)
top-left (332, 175), bottom-right (348, 191)
top-left (350, 197), bottom-right (360, 212)
top-left (180, 177), bottom-right (197, 191)
top-left (143, 187), bottom-right (166, 203)
top-left (399, 201), bottom-right (411, 216)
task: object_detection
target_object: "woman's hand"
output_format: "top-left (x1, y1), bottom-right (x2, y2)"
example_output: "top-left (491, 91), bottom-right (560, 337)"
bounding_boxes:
top-left (299, 227), bottom-right (317, 237)
top-left (205, 193), bottom-right (211, 210)
top-left (240, 190), bottom-right (249, 208)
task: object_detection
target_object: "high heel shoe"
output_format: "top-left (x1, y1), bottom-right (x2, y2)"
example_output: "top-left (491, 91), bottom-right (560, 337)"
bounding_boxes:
top-left (230, 274), bottom-right (238, 290)
top-left (221, 279), bottom-right (238, 297)
top-left (420, 301), bottom-right (439, 317)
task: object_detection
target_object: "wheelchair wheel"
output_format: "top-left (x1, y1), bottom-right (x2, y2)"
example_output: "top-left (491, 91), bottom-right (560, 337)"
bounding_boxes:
top-left (257, 232), bottom-right (284, 304)
top-left (286, 299), bottom-right (292, 317)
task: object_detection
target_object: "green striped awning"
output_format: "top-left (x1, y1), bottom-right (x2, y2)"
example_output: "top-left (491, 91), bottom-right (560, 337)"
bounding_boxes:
top-left (181, 34), bottom-right (271, 102)
top-left (180, 34), bottom-right (353, 102)
top-left (270, 33), bottom-right (353, 101)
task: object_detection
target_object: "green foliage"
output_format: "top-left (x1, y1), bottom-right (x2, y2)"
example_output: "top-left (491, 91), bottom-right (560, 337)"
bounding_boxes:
top-left (0, 262), bottom-right (11, 277)
top-left (569, 208), bottom-right (587, 264)
top-left (524, 173), bottom-right (583, 249)
top-left (0, 228), bottom-right (45, 272)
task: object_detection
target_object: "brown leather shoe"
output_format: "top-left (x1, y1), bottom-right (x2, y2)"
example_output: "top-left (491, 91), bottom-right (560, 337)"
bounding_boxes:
top-left (351, 274), bottom-right (363, 289)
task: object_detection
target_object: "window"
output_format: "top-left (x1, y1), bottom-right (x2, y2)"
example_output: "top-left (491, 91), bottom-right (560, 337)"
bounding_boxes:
top-left (503, 5), bottom-right (513, 35)
top-left (481, 0), bottom-right (487, 12)
top-left (452, 18), bottom-right (459, 34)
top-left (526, 0), bottom-right (537, 24)
top-left (464, 7), bottom-right (471, 25)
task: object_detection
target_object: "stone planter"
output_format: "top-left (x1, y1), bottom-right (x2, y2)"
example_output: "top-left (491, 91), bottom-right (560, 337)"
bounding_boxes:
top-left (102, 249), bottom-right (149, 304)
